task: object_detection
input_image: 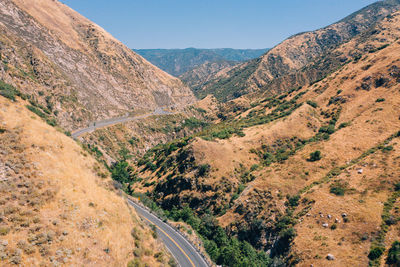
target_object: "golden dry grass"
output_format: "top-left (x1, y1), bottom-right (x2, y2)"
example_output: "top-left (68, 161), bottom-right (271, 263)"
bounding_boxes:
top-left (0, 96), bottom-right (170, 266)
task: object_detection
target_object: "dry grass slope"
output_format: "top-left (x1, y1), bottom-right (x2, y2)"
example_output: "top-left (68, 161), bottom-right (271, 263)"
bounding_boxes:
top-left (0, 96), bottom-right (172, 266)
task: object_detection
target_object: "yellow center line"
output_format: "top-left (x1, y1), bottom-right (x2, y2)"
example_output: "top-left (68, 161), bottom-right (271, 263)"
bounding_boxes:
top-left (141, 214), bottom-right (196, 267)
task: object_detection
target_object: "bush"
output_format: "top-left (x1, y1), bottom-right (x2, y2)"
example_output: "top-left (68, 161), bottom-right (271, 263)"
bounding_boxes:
top-left (387, 241), bottom-right (400, 265)
top-left (376, 98), bottom-right (386, 102)
top-left (27, 105), bottom-right (46, 118)
top-left (395, 183), bottom-right (400, 192)
top-left (306, 100), bottom-right (318, 108)
top-left (330, 186), bottom-right (345, 196)
top-left (308, 150), bottom-right (322, 162)
top-left (0, 80), bottom-right (19, 101)
top-left (368, 246), bottom-right (385, 260)
top-left (319, 125), bottom-right (335, 134)
top-left (329, 181), bottom-right (347, 196)
top-left (197, 164), bottom-right (210, 177)
top-left (287, 195), bottom-right (300, 207)
top-left (127, 259), bottom-right (141, 267)
top-left (111, 161), bottom-right (133, 184)
top-left (250, 164), bottom-right (259, 172)
top-left (338, 122), bottom-right (351, 129)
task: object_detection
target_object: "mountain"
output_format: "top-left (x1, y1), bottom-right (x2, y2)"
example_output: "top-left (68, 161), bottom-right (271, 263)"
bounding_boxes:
top-left (179, 60), bottom-right (238, 91)
top-left (197, 0), bottom-right (400, 101)
top-left (0, 0), bottom-right (195, 131)
top-left (124, 3), bottom-right (400, 267)
top-left (134, 48), bottom-right (269, 77)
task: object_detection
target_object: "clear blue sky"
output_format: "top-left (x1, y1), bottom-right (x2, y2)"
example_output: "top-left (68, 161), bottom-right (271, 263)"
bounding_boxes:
top-left (61, 0), bottom-right (378, 49)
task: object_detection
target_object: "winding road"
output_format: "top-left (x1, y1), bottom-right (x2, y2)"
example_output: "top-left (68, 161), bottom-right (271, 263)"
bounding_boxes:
top-left (127, 199), bottom-right (209, 267)
top-left (71, 108), bottom-right (173, 139)
top-left (72, 110), bottom-right (208, 266)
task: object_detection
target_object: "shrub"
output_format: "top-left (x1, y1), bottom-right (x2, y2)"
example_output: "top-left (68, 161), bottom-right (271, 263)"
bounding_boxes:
top-left (338, 122), bottom-right (351, 129)
top-left (0, 227), bottom-right (9, 235)
top-left (330, 186), bottom-right (345, 196)
top-left (111, 161), bottom-right (133, 184)
top-left (387, 241), bottom-right (400, 265)
top-left (27, 105), bottom-right (46, 118)
top-left (250, 164), bottom-right (259, 172)
top-left (308, 150), bottom-right (322, 162)
top-left (376, 98), bottom-right (386, 102)
top-left (0, 80), bottom-right (19, 101)
top-left (306, 100), bottom-right (318, 108)
top-left (127, 259), bottom-right (141, 267)
top-left (368, 246), bottom-right (385, 260)
top-left (395, 183), bottom-right (400, 191)
top-left (382, 146), bottom-right (393, 152)
top-left (319, 125), bottom-right (335, 134)
top-left (329, 181), bottom-right (347, 196)
top-left (375, 77), bottom-right (388, 87)
top-left (197, 164), bottom-right (210, 177)
top-left (287, 195), bottom-right (300, 207)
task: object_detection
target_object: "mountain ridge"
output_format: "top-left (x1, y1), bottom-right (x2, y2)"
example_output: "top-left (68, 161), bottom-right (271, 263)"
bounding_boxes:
top-left (134, 48), bottom-right (269, 77)
top-left (195, 0), bottom-right (400, 101)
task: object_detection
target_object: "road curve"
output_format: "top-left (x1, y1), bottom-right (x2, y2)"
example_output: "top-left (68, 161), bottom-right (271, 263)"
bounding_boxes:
top-left (127, 199), bottom-right (209, 267)
top-left (71, 108), bottom-right (174, 139)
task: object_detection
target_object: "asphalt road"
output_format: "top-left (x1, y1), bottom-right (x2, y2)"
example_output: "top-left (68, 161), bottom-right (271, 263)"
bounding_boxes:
top-left (127, 199), bottom-right (209, 267)
top-left (71, 108), bottom-right (173, 138)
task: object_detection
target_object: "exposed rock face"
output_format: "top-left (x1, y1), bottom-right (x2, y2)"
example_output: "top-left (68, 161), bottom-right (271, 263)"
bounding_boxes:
top-left (0, 0), bottom-right (195, 130)
top-left (179, 60), bottom-right (238, 91)
top-left (197, 0), bottom-right (400, 101)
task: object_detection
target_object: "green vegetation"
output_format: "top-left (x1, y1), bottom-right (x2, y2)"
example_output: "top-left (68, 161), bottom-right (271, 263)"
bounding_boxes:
top-left (376, 98), bottom-right (386, 102)
top-left (338, 122), bottom-right (351, 129)
top-left (198, 91), bottom-right (305, 141)
top-left (87, 144), bottom-right (103, 159)
top-left (0, 80), bottom-right (20, 101)
top-left (167, 206), bottom-right (270, 266)
top-left (26, 99), bottom-right (58, 127)
top-left (308, 150), bottom-right (322, 162)
top-left (368, 187), bottom-right (400, 266)
top-left (197, 164), bottom-right (210, 177)
top-left (306, 100), bottom-right (318, 108)
top-left (368, 246), bottom-right (385, 261)
top-left (387, 241), bottom-right (400, 265)
top-left (180, 117), bottom-right (209, 130)
top-left (111, 161), bottom-right (133, 184)
top-left (329, 181), bottom-right (348, 196)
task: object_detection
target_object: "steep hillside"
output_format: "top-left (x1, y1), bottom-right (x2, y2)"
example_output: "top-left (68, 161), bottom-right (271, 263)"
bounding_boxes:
top-left (127, 10), bottom-right (400, 266)
top-left (179, 60), bottom-right (238, 93)
top-left (197, 0), bottom-right (400, 101)
top-left (134, 48), bottom-right (268, 77)
top-left (0, 95), bottom-right (173, 266)
top-left (0, 0), bottom-right (194, 131)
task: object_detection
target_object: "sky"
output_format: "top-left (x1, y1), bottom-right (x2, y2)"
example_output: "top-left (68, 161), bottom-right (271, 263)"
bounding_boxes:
top-left (61, 0), bottom-right (378, 49)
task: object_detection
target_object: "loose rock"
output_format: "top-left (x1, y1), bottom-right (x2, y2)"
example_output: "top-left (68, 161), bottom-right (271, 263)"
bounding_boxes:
top-left (327, 254), bottom-right (335, 260)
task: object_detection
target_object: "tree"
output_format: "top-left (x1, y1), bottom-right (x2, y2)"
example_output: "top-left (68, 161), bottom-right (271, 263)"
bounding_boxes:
top-left (387, 241), bottom-right (400, 265)
top-left (308, 150), bottom-right (322, 162)
top-left (111, 161), bottom-right (132, 184)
